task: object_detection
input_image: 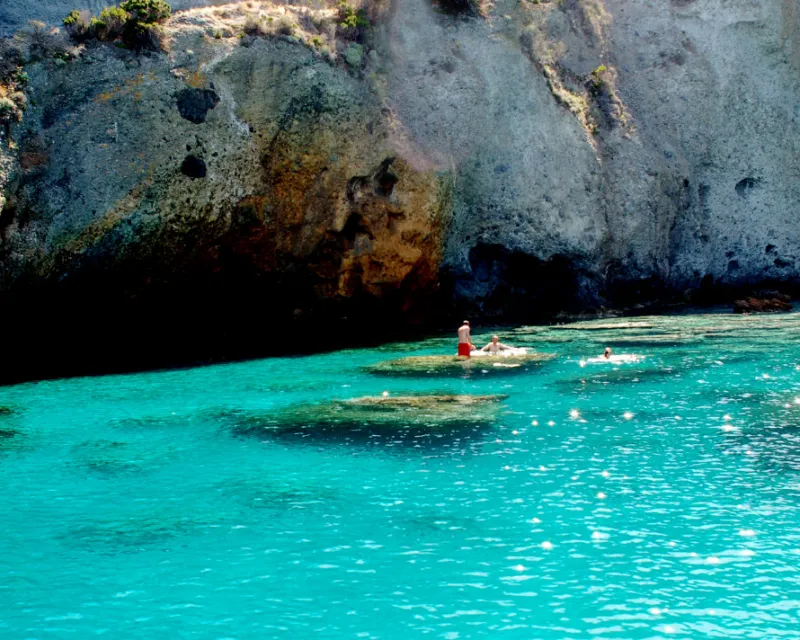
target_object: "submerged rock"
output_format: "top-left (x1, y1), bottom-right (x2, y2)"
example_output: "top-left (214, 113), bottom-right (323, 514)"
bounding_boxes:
top-left (551, 322), bottom-right (656, 331)
top-left (365, 354), bottom-right (554, 376)
top-left (597, 333), bottom-right (702, 347)
top-left (224, 394), bottom-right (508, 440)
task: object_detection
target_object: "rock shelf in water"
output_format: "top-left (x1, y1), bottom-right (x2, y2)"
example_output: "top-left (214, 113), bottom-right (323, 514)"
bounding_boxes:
top-left (227, 394), bottom-right (509, 435)
top-left (550, 321), bottom-right (656, 331)
top-left (365, 354), bottom-right (555, 376)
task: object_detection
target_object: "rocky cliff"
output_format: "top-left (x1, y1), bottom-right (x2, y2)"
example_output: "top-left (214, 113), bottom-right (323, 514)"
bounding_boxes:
top-left (0, 0), bottom-right (798, 379)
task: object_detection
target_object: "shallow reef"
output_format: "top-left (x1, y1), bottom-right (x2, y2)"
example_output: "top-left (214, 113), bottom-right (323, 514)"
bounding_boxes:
top-left (66, 514), bottom-right (204, 553)
top-left (219, 394), bottom-right (509, 445)
top-left (365, 354), bottom-right (555, 376)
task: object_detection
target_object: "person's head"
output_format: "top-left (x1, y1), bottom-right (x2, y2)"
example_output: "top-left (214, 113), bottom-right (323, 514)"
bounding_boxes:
top-left (492, 335), bottom-right (499, 343)
top-left (462, 320), bottom-right (470, 327)
top-left (604, 347), bottom-right (612, 358)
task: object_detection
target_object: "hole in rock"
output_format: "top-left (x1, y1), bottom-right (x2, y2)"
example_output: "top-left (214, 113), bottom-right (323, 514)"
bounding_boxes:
top-left (374, 158), bottom-right (398, 197)
top-left (181, 155), bottom-right (207, 179)
top-left (735, 177), bottom-right (761, 198)
top-left (430, 0), bottom-right (480, 16)
top-left (176, 88), bottom-right (220, 124)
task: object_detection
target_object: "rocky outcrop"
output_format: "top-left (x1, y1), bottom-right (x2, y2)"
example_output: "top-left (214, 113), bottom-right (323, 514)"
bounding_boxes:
top-left (0, 0), bottom-right (799, 380)
top-left (365, 353), bottom-right (555, 376)
top-left (733, 292), bottom-right (793, 314)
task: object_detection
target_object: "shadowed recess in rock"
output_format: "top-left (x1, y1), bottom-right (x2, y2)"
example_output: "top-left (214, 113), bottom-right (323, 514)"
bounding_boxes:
top-left (447, 244), bottom-right (592, 321)
top-left (175, 87), bottom-right (219, 124)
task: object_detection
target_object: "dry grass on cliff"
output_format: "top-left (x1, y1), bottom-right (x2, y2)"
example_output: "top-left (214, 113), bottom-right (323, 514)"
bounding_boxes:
top-left (167, 0), bottom-right (377, 55)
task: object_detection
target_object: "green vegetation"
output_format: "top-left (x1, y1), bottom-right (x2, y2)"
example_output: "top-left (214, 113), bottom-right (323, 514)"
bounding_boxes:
top-left (344, 42), bottom-right (364, 67)
top-left (92, 7), bottom-right (129, 41)
top-left (338, 2), bottom-right (369, 29)
top-left (120, 0), bottom-right (171, 24)
top-left (588, 64), bottom-right (608, 92)
top-left (63, 0), bottom-right (172, 50)
top-left (337, 1), bottom-right (370, 40)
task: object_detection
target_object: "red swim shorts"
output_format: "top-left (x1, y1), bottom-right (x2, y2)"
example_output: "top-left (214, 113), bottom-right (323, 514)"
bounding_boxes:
top-left (458, 343), bottom-right (471, 357)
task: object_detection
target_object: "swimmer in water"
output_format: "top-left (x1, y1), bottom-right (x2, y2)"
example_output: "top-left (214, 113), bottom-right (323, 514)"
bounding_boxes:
top-left (603, 347), bottom-right (612, 359)
top-left (481, 335), bottom-right (513, 354)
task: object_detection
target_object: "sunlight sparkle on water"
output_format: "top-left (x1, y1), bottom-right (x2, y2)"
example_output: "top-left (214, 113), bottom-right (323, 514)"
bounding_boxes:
top-left (2, 311), bottom-right (800, 638)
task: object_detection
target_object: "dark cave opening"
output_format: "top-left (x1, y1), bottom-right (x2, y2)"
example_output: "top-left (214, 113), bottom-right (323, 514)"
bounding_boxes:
top-left (446, 244), bottom-right (589, 321)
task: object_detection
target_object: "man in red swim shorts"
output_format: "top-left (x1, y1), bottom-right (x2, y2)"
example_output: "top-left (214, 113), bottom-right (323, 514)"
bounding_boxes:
top-left (457, 320), bottom-right (474, 357)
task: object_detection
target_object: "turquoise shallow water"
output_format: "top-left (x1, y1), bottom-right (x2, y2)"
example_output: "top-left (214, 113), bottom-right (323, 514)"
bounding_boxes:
top-left (2, 312), bottom-right (800, 639)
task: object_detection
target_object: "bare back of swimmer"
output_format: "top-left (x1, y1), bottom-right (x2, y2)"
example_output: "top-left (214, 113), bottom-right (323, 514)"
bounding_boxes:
top-left (457, 321), bottom-right (474, 357)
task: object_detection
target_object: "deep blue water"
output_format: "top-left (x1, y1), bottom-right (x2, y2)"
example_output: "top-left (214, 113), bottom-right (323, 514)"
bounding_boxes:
top-left (2, 312), bottom-right (800, 638)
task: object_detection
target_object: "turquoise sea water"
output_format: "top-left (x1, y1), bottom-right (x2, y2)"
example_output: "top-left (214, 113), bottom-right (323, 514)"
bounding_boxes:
top-left (2, 312), bottom-right (800, 639)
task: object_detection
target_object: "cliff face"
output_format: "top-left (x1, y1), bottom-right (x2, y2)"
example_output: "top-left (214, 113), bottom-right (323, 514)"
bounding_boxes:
top-left (383, 0), bottom-right (800, 312)
top-left (0, 0), bottom-right (799, 377)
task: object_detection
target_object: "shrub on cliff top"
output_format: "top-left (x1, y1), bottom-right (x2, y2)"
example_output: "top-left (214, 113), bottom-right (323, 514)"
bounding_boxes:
top-left (92, 7), bottom-right (129, 41)
top-left (63, 10), bottom-right (93, 40)
top-left (337, 1), bottom-right (370, 41)
top-left (119, 0), bottom-right (171, 24)
top-left (63, 0), bottom-right (171, 50)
